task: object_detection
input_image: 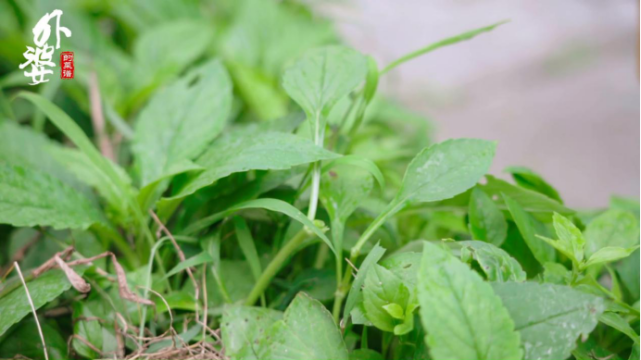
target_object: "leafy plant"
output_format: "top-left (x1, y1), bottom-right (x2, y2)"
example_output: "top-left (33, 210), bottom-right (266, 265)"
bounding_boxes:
top-left (0, 1), bottom-right (638, 360)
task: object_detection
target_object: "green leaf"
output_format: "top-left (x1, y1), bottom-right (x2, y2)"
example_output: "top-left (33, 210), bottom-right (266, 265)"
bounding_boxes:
top-left (282, 46), bottom-right (367, 119)
top-left (258, 293), bottom-right (348, 360)
top-left (362, 264), bottom-right (411, 332)
top-left (320, 165), bottom-right (374, 256)
top-left (0, 268), bottom-right (84, 337)
top-left (17, 92), bottom-right (130, 204)
top-left (598, 312), bottom-right (640, 344)
top-left (541, 262), bottom-right (572, 285)
top-left (585, 209), bottom-right (640, 257)
top-left (184, 198), bottom-right (335, 255)
top-left (353, 139), bottom-right (496, 256)
top-left (0, 318), bottom-right (68, 360)
top-left (397, 139), bottom-right (495, 206)
top-left (505, 166), bottom-right (563, 203)
top-left (221, 305), bottom-right (283, 360)
top-left (233, 217), bottom-right (263, 283)
top-left (0, 122), bottom-right (88, 194)
top-left (583, 246), bottom-right (638, 269)
top-left (350, 349), bottom-right (384, 360)
top-left (379, 252), bottom-right (422, 291)
top-left (380, 21), bottom-right (508, 74)
top-left (552, 212), bottom-right (586, 263)
top-left (382, 303), bottom-right (405, 320)
top-left (161, 251), bottom-right (213, 281)
top-left (133, 59), bottom-right (232, 186)
top-left (168, 130), bottom-right (339, 200)
top-left (51, 146), bottom-right (132, 216)
top-left (72, 300), bottom-right (104, 359)
top-left (390, 319), bottom-right (431, 360)
top-left (417, 242), bottom-right (522, 360)
top-left (344, 243), bottom-right (386, 321)
top-left (491, 281), bottom-right (605, 360)
top-left (226, 61), bottom-right (289, 120)
top-left (503, 193), bottom-right (556, 265)
top-left (0, 164), bottom-right (103, 230)
top-left (468, 187), bottom-right (508, 246)
top-left (134, 20), bottom-right (213, 77)
top-left (322, 155), bottom-right (385, 189)
top-left (458, 241), bottom-right (526, 282)
top-left (483, 175), bottom-right (573, 220)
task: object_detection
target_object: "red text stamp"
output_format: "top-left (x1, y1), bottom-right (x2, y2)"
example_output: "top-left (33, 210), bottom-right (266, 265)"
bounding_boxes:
top-left (60, 51), bottom-right (74, 79)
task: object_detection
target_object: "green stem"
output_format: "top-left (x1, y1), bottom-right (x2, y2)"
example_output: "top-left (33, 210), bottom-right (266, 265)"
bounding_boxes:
top-left (307, 111), bottom-right (324, 220)
top-left (244, 230), bottom-right (309, 305)
top-left (333, 255), bottom-right (355, 322)
top-left (350, 200), bottom-right (405, 258)
top-left (379, 21), bottom-right (508, 75)
top-left (314, 243), bottom-right (329, 269)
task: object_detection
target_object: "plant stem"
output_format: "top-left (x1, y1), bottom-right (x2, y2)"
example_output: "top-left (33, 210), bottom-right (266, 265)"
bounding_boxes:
top-left (307, 111), bottom-right (324, 220)
top-left (333, 256), bottom-right (354, 322)
top-left (333, 201), bottom-right (405, 321)
top-left (244, 230), bottom-right (309, 305)
top-left (313, 243), bottom-right (329, 269)
top-left (350, 200), bottom-right (404, 258)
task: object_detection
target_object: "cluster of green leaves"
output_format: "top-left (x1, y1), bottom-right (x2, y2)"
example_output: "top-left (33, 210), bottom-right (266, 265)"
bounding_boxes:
top-left (0, 1), bottom-right (638, 360)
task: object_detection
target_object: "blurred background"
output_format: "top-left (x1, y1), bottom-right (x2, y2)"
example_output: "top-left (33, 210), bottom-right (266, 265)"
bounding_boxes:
top-left (320, 0), bottom-right (640, 208)
top-left (1, 0), bottom-right (638, 209)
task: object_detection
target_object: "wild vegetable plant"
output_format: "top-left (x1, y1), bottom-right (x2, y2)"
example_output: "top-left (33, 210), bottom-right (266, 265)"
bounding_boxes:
top-left (0, 1), bottom-right (638, 360)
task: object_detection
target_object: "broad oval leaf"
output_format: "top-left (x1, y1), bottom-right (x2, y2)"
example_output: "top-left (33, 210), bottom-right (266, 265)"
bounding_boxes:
top-left (505, 166), bottom-right (563, 204)
top-left (134, 20), bottom-right (213, 77)
top-left (221, 305), bottom-right (283, 360)
top-left (397, 139), bottom-right (496, 206)
top-left (344, 243), bottom-right (386, 322)
top-left (468, 187), bottom-right (507, 246)
top-left (0, 122), bottom-right (88, 194)
top-left (362, 264), bottom-right (411, 333)
top-left (0, 164), bottom-right (103, 230)
top-left (458, 240), bottom-right (526, 282)
top-left (417, 242), bottom-right (522, 360)
top-left (282, 46), bottom-right (367, 118)
top-left (133, 59), bottom-right (232, 186)
top-left (503, 193), bottom-right (556, 265)
top-left (0, 268), bottom-right (84, 337)
top-left (169, 130), bottom-right (340, 200)
top-left (258, 292), bottom-right (348, 360)
top-left (483, 175), bottom-right (573, 221)
top-left (491, 281), bottom-right (605, 360)
top-left (583, 246), bottom-right (638, 269)
top-left (379, 252), bottom-right (422, 291)
top-left (584, 209), bottom-right (640, 257)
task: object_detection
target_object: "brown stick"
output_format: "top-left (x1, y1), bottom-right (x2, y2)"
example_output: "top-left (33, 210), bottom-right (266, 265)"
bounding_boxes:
top-left (15, 262), bottom-right (49, 360)
top-left (88, 71), bottom-right (115, 161)
top-left (149, 210), bottom-right (201, 323)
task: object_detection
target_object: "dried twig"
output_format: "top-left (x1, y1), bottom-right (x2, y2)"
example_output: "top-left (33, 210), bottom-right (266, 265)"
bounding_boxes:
top-left (54, 255), bottom-right (91, 293)
top-left (15, 261), bottom-right (49, 360)
top-left (150, 210), bottom-right (200, 322)
top-left (201, 264), bottom-right (208, 355)
top-left (111, 253), bottom-right (154, 306)
top-left (88, 70), bottom-right (115, 160)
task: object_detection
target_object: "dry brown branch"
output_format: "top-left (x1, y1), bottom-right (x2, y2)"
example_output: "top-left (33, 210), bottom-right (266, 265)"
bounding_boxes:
top-left (149, 210), bottom-right (201, 322)
top-left (15, 261), bottom-right (49, 360)
top-left (88, 70), bottom-right (115, 160)
top-left (54, 255), bottom-right (91, 293)
top-left (110, 253), bottom-right (155, 306)
top-left (32, 246), bottom-right (74, 277)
